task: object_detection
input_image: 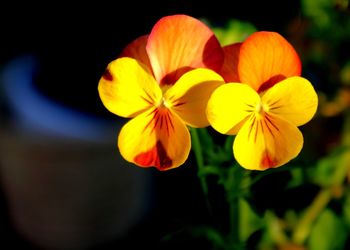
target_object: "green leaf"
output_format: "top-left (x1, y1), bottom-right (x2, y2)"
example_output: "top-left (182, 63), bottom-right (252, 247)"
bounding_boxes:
top-left (343, 192), bottom-right (350, 226)
top-left (301, 0), bottom-right (333, 29)
top-left (310, 145), bottom-right (350, 187)
top-left (197, 165), bottom-right (223, 178)
top-left (239, 198), bottom-right (263, 242)
top-left (308, 209), bottom-right (347, 250)
top-left (340, 60), bottom-right (350, 85)
top-left (190, 226), bottom-right (226, 249)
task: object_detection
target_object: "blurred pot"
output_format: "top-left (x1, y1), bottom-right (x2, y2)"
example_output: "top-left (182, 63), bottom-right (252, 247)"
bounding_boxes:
top-left (0, 55), bottom-right (152, 249)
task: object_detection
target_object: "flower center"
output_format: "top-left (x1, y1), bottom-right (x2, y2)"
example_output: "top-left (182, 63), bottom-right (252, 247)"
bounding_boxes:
top-left (157, 96), bottom-right (170, 109)
top-left (254, 101), bottom-right (269, 119)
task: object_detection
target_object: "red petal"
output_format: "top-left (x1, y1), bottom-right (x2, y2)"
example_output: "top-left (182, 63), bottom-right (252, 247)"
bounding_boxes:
top-left (220, 43), bottom-right (242, 82)
top-left (120, 35), bottom-right (152, 70)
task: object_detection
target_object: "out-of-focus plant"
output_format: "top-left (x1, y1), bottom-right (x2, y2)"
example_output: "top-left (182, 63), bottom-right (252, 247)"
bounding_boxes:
top-left (202, 18), bottom-right (257, 46)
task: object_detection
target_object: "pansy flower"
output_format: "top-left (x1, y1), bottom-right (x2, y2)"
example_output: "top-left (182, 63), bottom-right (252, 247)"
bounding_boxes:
top-left (98, 14), bottom-right (224, 170)
top-left (207, 31), bottom-right (318, 170)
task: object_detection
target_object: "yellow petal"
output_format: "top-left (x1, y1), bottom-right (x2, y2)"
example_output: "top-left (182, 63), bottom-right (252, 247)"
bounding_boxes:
top-left (262, 76), bottom-right (318, 126)
top-left (98, 57), bottom-right (162, 118)
top-left (118, 107), bottom-right (191, 171)
top-left (233, 113), bottom-right (303, 170)
top-left (207, 83), bottom-right (260, 135)
top-left (164, 68), bottom-right (224, 128)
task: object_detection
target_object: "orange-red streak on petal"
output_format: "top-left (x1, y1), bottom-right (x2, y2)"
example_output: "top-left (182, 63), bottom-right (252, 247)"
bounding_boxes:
top-left (261, 152), bottom-right (277, 169)
top-left (134, 108), bottom-right (175, 170)
top-left (248, 114), bottom-right (279, 169)
top-left (260, 115), bottom-right (279, 169)
top-left (134, 141), bottom-right (172, 170)
top-left (102, 68), bottom-right (113, 81)
top-left (140, 89), bottom-right (155, 105)
top-left (257, 74), bottom-right (286, 93)
top-left (261, 115), bottom-right (279, 169)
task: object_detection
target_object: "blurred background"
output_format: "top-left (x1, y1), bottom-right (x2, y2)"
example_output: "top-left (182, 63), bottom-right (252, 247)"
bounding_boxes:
top-left (0, 1), bottom-right (349, 249)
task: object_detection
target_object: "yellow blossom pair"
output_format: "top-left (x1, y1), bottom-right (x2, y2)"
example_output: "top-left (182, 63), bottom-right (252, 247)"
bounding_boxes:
top-left (98, 14), bottom-right (318, 171)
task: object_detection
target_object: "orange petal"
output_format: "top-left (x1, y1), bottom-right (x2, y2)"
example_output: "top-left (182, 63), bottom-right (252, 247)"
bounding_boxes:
top-left (98, 57), bottom-right (162, 118)
top-left (146, 14), bottom-right (224, 86)
top-left (238, 31), bottom-right (301, 92)
top-left (220, 43), bottom-right (242, 82)
top-left (233, 113), bottom-right (303, 170)
top-left (120, 35), bottom-right (152, 70)
top-left (118, 107), bottom-right (191, 171)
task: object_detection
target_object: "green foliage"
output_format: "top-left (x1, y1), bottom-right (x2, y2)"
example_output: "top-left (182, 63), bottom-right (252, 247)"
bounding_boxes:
top-left (302, 0), bottom-right (350, 43)
top-left (203, 18), bottom-right (257, 45)
top-left (239, 198), bottom-right (263, 242)
top-left (309, 146), bottom-right (350, 187)
top-left (190, 226), bottom-right (227, 250)
top-left (308, 209), bottom-right (347, 250)
top-left (344, 192), bottom-right (350, 226)
top-left (340, 61), bottom-right (350, 85)
top-left (189, 3), bottom-right (350, 248)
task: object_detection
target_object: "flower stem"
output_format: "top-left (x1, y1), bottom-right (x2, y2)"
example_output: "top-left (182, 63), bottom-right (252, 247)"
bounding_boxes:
top-left (191, 128), bottom-right (207, 193)
top-left (191, 128), bottom-right (244, 249)
top-left (291, 188), bottom-right (332, 244)
top-left (229, 193), bottom-right (240, 247)
top-left (190, 128), bottom-right (212, 215)
top-left (226, 167), bottom-right (242, 249)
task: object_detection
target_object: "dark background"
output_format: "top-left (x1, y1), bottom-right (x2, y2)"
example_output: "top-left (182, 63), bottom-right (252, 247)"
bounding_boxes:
top-left (0, 1), bottom-right (301, 249)
top-left (0, 1), bottom-right (300, 117)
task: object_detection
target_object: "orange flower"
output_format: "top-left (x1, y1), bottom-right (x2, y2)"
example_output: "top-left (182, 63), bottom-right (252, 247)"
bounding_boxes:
top-left (207, 31), bottom-right (318, 170)
top-left (98, 15), bottom-right (224, 170)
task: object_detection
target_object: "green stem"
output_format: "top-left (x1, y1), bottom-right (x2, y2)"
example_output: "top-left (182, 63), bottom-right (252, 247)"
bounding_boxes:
top-left (191, 128), bottom-right (244, 250)
top-left (229, 194), bottom-right (240, 247)
top-left (226, 167), bottom-right (242, 249)
top-left (292, 188), bottom-right (332, 244)
top-left (190, 128), bottom-right (213, 215)
top-left (191, 128), bottom-right (207, 194)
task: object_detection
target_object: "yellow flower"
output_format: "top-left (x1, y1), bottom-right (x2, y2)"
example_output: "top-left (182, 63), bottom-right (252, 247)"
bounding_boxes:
top-left (98, 15), bottom-right (224, 170)
top-left (207, 31), bottom-right (318, 170)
